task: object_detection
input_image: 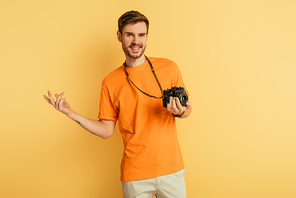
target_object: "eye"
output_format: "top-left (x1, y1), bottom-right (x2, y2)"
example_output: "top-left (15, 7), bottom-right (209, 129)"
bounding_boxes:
top-left (139, 34), bottom-right (146, 37)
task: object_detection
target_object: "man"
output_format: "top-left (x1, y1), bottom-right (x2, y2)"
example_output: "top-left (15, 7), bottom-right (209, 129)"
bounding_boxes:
top-left (44, 10), bottom-right (192, 198)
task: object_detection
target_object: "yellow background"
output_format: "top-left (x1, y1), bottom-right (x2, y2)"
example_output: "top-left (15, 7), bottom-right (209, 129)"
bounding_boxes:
top-left (1, 0), bottom-right (296, 197)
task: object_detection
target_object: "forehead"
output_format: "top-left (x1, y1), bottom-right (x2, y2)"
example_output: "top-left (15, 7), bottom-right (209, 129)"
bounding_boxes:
top-left (122, 22), bottom-right (147, 34)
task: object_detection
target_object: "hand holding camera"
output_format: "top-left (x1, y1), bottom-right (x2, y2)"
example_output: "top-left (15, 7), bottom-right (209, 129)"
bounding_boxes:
top-left (163, 86), bottom-right (191, 117)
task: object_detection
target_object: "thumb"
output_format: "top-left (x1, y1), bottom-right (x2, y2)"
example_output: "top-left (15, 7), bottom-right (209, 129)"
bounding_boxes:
top-left (186, 101), bottom-right (191, 107)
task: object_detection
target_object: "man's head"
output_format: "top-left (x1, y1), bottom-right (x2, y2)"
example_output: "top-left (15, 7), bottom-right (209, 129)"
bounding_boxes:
top-left (117, 11), bottom-right (149, 60)
top-left (118, 10), bottom-right (149, 35)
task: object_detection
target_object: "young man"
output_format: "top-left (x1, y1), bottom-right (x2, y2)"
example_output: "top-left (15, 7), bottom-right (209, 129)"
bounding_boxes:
top-left (44, 10), bottom-right (191, 198)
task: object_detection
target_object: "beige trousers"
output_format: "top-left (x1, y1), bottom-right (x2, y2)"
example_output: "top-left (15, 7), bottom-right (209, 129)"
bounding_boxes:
top-left (122, 169), bottom-right (186, 198)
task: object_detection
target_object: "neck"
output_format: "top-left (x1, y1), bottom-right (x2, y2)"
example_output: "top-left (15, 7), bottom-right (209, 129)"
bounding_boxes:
top-left (125, 54), bottom-right (146, 67)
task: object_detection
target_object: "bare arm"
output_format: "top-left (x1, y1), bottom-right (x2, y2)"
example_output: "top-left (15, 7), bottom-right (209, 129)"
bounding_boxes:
top-left (166, 97), bottom-right (192, 118)
top-left (43, 91), bottom-right (116, 139)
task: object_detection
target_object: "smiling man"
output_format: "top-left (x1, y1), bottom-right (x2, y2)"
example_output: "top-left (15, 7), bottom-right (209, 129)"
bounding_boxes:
top-left (119, 22), bottom-right (147, 60)
top-left (44, 10), bottom-right (191, 198)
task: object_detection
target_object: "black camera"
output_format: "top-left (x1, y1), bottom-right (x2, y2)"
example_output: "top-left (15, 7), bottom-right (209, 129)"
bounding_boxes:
top-left (162, 86), bottom-right (189, 108)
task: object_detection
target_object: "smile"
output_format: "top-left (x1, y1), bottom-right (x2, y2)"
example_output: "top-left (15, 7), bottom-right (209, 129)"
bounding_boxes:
top-left (130, 45), bottom-right (142, 51)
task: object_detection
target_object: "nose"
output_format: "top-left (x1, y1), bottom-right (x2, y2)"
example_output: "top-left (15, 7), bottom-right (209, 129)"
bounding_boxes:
top-left (132, 35), bottom-right (140, 44)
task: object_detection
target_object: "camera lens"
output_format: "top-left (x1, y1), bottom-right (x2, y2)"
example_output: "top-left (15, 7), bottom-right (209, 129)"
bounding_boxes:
top-left (179, 95), bottom-right (188, 105)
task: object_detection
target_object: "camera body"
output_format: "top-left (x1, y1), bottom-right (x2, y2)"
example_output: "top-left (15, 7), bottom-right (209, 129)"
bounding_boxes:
top-left (162, 86), bottom-right (188, 108)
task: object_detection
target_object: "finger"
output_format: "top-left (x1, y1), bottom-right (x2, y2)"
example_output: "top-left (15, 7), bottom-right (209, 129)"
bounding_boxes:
top-left (167, 103), bottom-right (171, 111)
top-left (167, 103), bottom-right (170, 111)
top-left (43, 95), bottom-right (51, 104)
top-left (56, 92), bottom-right (65, 109)
top-left (54, 94), bottom-right (60, 108)
top-left (167, 97), bottom-right (173, 111)
top-left (172, 98), bottom-right (179, 113)
top-left (48, 91), bottom-right (56, 106)
top-left (175, 97), bottom-right (185, 112)
top-left (55, 92), bottom-right (64, 103)
top-left (185, 101), bottom-right (191, 108)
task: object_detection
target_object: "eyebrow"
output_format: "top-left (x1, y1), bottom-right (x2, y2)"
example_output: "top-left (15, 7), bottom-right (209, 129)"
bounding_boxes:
top-left (125, 32), bottom-right (147, 35)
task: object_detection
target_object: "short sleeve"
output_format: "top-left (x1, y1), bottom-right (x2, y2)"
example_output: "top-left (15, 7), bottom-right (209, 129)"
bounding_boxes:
top-left (98, 80), bottom-right (119, 121)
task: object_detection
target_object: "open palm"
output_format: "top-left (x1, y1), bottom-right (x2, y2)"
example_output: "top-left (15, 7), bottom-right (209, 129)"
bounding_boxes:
top-left (43, 91), bottom-right (73, 116)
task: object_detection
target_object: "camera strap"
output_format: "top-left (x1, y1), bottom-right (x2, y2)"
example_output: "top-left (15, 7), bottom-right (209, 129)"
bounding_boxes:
top-left (124, 56), bottom-right (163, 99)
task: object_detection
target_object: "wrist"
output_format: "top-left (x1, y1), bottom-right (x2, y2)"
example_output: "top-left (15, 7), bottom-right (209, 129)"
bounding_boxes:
top-left (173, 111), bottom-right (185, 118)
top-left (66, 110), bottom-right (76, 120)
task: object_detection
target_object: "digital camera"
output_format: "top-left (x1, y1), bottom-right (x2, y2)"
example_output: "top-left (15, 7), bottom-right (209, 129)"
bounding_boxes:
top-left (162, 86), bottom-right (188, 108)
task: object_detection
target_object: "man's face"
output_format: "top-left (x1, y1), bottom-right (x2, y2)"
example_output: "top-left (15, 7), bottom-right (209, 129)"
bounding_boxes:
top-left (117, 22), bottom-right (148, 60)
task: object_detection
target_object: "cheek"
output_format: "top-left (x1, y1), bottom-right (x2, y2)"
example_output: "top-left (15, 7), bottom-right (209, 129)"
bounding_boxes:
top-left (141, 37), bottom-right (148, 43)
top-left (141, 40), bottom-right (148, 46)
top-left (121, 39), bottom-right (128, 46)
top-left (123, 38), bottom-right (132, 45)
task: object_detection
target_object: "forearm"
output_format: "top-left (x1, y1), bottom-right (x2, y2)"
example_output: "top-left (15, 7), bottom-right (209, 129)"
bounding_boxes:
top-left (67, 111), bottom-right (115, 139)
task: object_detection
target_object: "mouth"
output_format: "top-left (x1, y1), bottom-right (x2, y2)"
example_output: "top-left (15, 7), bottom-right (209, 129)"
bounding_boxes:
top-left (129, 45), bottom-right (142, 52)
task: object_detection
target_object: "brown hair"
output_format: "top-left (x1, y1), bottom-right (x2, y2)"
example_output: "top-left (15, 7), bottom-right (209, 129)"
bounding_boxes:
top-left (118, 10), bottom-right (149, 34)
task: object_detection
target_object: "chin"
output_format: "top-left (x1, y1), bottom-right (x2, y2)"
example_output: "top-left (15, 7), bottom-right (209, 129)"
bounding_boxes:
top-left (128, 51), bottom-right (145, 59)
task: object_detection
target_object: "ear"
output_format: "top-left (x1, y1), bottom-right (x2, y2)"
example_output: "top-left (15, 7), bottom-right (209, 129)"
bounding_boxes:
top-left (117, 30), bottom-right (122, 42)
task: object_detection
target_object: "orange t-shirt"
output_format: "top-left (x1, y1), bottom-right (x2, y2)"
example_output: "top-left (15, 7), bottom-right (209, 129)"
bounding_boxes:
top-left (98, 57), bottom-right (187, 182)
